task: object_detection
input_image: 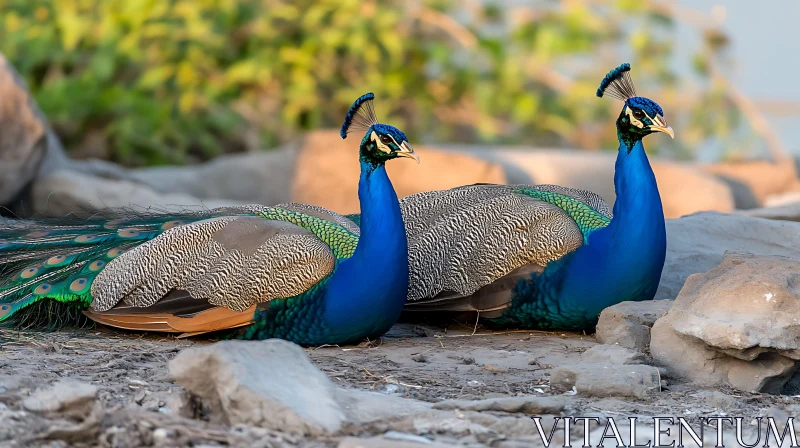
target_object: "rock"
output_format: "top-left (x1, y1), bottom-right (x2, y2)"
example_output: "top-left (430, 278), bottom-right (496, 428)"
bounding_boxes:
top-left (595, 300), bottom-right (673, 351)
top-left (339, 436), bottom-right (458, 448)
top-left (738, 200), bottom-right (800, 222)
top-left (132, 130), bottom-right (506, 215)
top-left (488, 416), bottom-right (542, 437)
top-left (0, 54), bottom-right (49, 204)
top-left (23, 379), bottom-right (98, 418)
top-left (130, 143), bottom-right (298, 207)
top-left (338, 389), bottom-right (432, 426)
top-left (693, 391), bottom-right (738, 411)
top-left (169, 339), bottom-right (434, 436)
top-left (383, 431), bottom-right (438, 444)
top-left (656, 213), bottom-right (800, 302)
top-left (291, 131), bottom-right (506, 214)
top-left (701, 159), bottom-right (800, 209)
top-left (651, 253), bottom-right (800, 393)
top-left (412, 416), bottom-right (491, 436)
top-left (453, 147), bottom-right (734, 219)
top-left (580, 344), bottom-right (647, 365)
top-left (432, 396), bottom-right (569, 415)
top-left (31, 169), bottom-right (244, 217)
top-left (550, 364), bottom-right (661, 399)
top-left (169, 339), bottom-right (345, 435)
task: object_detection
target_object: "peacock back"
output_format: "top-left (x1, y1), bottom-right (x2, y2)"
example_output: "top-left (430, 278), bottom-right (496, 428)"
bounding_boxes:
top-left (0, 204), bottom-right (360, 336)
top-left (397, 183), bottom-right (612, 313)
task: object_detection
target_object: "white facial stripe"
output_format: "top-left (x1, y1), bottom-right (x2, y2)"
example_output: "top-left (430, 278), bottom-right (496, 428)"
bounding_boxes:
top-left (370, 131), bottom-right (392, 154)
top-left (626, 108), bottom-right (666, 129)
top-left (626, 108), bottom-right (644, 128)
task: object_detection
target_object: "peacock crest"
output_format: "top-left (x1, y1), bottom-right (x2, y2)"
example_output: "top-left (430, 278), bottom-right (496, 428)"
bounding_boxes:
top-left (596, 63), bottom-right (636, 101)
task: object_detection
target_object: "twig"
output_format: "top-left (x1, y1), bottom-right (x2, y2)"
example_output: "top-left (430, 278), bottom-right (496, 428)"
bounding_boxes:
top-left (412, 6), bottom-right (477, 49)
top-left (713, 71), bottom-right (791, 162)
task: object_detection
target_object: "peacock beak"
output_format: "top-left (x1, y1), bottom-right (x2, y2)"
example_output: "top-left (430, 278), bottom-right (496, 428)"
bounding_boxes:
top-left (650, 125), bottom-right (674, 139)
top-left (397, 141), bottom-right (420, 164)
top-left (650, 115), bottom-right (674, 139)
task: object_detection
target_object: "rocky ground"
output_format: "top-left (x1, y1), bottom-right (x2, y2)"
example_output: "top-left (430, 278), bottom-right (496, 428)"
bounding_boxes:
top-left (0, 309), bottom-right (797, 447)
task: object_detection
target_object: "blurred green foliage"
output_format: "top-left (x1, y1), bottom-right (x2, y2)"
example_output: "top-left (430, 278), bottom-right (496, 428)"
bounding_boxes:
top-left (0, 0), bottom-right (739, 165)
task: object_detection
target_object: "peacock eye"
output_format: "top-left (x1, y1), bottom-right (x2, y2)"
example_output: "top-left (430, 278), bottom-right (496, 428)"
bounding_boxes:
top-left (631, 108), bottom-right (645, 120)
top-left (379, 135), bottom-right (392, 145)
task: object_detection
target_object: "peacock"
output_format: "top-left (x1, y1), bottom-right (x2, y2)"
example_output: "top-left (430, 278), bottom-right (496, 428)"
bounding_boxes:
top-left (0, 93), bottom-right (419, 346)
top-left (396, 63), bottom-right (673, 330)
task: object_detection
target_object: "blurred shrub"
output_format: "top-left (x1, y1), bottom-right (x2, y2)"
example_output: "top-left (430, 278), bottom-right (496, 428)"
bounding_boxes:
top-left (0, 0), bottom-right (736, 165)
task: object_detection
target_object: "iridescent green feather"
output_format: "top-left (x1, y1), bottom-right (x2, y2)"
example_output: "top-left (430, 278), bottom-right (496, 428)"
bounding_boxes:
top-left (514, 189), bottom-right (611, 241)
top-left (257, 209), bottom-right (358, 259)
top-left (0, 214), bottom-right (190, 326)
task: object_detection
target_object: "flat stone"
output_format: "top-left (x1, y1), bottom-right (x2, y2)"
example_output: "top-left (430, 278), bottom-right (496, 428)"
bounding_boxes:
top-left (739, 200), bottom-right (800, 222)
top-left (550, 364), bottom-right (661, 399)
top-left (651, 253), bottom-right (800, 393)
top-left (595, 300), bottom-right (673, 351)
top-left (337, 389), bottom-right (432, 426)
top-left (23, 379), bottom-right (98, 417)
top-left (169, 339), bottom-right (345, 435)
top-left (581, 344), bottom-right (647, 365)
top-left (432, 396), bottom-right (569, 415)
top-left (412, 416), bottom-right (492, 436)
top-left (693, 391), bottom-right (738, 411)
top-left (339, 436), bottom-right (458, 448)
top-left (489, 416), bottom-right (544, 437)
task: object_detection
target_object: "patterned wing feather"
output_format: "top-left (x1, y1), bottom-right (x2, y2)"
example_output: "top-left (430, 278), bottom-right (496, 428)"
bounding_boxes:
top-left (399, 183), bottom-right (612, 303)
top-left (91, 215), bottom-right (336, 313)
top-left (0, 204), bottom-right (357, 330)
top-left (401, 185), bottom-right (585, 301)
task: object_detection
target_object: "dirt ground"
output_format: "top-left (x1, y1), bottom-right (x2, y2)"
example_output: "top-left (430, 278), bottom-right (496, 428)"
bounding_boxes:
top-left (0, 322), bottom-right (792, 447)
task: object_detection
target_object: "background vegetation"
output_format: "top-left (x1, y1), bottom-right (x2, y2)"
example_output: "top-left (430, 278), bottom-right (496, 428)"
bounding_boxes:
top-left (0, 0), bottom-right (751, 166)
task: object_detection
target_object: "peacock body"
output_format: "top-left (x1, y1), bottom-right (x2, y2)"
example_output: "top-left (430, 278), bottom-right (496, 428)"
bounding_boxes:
top-left (0, 93), bottom-right (419, 346)
top-left (398, 64), bottom-right (673, 331)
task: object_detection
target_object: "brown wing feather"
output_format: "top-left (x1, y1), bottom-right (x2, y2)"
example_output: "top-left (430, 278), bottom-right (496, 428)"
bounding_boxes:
top-left (404, 264), bottom-right (544, 317)
top-left (83, 304), bottom-right (257, 335)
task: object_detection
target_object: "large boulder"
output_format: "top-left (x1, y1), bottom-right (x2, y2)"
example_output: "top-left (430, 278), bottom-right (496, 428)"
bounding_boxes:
top-left (701, 159), bottom-right (800, 209)
top-left (651, 253), bottom-right (800, 393)
top-left (31, 169), bottom-right (244, 217)
top-left (130, 143), bottom-right (298, 207)
top-left (738, 199), bottom-right (800, 222)
top-left (290, 131), bottom-right (506, 214)
top-left (657, 212), bottom-right (800, 302)
top-left (0, 54), bottom-right (50, 204)
top-left (131, 130), bottom-right (507, 215)
top-left (452, 148), bottom-right (734, 219)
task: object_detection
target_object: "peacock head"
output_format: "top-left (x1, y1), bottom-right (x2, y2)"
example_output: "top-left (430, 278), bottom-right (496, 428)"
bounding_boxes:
top-left (597, 63), bottom-right (674, 141)
top-left (340, 93), bottom-right (419, 166)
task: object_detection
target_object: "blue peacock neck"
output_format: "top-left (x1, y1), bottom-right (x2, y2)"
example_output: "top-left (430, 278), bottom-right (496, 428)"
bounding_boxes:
top-left (323, 158), bottom-right (410, 340)
top-left (527, 130), bottom-right (667, 327)
top-left (605, 132), bottom-right (666, 240)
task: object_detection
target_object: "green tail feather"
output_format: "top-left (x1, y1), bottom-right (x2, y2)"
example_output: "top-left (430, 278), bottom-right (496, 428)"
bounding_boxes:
top-left (513, 189), bottom-right (611, 241)
top-left (0, 208), bottom-right (249, 328)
